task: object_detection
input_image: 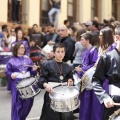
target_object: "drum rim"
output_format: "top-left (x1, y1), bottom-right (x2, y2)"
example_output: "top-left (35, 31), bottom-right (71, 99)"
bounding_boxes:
top-left (20, 89), bottom-right (41, 99)
top-left (16, 76), bottom-right (37, 89)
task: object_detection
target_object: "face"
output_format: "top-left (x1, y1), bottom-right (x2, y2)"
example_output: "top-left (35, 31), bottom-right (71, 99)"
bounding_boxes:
top-left (47, 26), bottom-right (54, 33)
top-left (17, 44), bottom-right (25, 55)
top-left (80, 36), bottom-right (88, 47)
top-left (57, 26), bottom-right (68, 38)
top-left (99, 30), bottom-right (103, 42)
top-left (54, 47), bottom-right (65, 62)
top-left (33, 25), bottom-right (38, 32)
top-left (10, 29), bottom-right (15, 36)
top-left (17, 30), bottom-right (23, 39)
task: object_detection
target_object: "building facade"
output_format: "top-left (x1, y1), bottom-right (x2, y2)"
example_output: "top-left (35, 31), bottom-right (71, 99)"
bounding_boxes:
top-left (0, 0), bottom-right (119, 26)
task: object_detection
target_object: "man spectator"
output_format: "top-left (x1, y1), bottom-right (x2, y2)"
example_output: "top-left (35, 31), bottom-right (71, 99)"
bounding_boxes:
top-left (57, 24), bottom-right (75, 62)
top-left (42, 23), bottom-right (59, 48)
top-left (30, 24), bottom-right (43, 47)
top-left (64, 19), bottom-right (70, 28)
top-left (91, 20), bottom-right (99, 35)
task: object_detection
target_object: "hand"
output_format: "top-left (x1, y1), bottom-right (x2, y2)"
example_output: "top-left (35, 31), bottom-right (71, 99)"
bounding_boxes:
top-left (32, 65), bottom-right (38, 71)
top-left (75, 66), bottom-right (83, 72)
top-left (68, 79), bottom-right (74, 86)
top-left (47, 41), bottom-right (55, 45)
top-left (44, 83), bottom-right (53, 93)
top-left (104, 97), bottom-right (114, 108)
top-left (11, 74), bottom-right (16, 80)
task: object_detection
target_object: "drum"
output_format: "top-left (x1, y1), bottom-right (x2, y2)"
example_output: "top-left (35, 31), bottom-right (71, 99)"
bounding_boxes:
top-left (109, 108), bottom-right (120, 120)
top-left (0, 52), bottom-right (12, 64)
top-left (16, 77), bottom-right (41, 99)
top-left (30, 49), bottom-right (45, 62)
top-left (0, 52), bottom-right (12, 78)
top-left (49, 86), bottom-right (80, 112)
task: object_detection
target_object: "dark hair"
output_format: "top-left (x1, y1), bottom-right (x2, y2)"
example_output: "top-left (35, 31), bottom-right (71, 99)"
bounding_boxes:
top-left (76, 29), bottom-right (86, 41)
top-left (47, 23), bottom-right (54, 27)
top-left (92, 33), bottom-right (100, 48)
top-left (53, 43), bottom-right (66, 52)
top-left (64, 20), bottom-right (69, 25)
top-left (33, 24), bottom-right (38, 27)
top-left (82, 33), bottom-right (93, 44)
top-left (100, 28), bottom-right (114, 50)
top-left (92, 21), bottom-right (99, 28)
top-left (13, 42), bottom-right (26, 57)
top-left (2, 25), bottom-right (7, 31)
top-left (16, 29), bottom-right (24, 42)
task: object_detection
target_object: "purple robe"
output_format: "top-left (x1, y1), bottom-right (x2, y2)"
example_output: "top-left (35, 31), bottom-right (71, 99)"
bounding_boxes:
top-left (80, 44), bottom-right (116, 120)
top-left (6, 56), bottom-right (37, 120)
top-left (10, 40), bottom-right (30, 56)
top-left (77, 46), bottom-right (98, 78)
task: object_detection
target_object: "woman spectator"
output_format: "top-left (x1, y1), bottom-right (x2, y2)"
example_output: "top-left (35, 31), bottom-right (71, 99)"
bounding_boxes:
top-left (10, 29), bottom-right (30, 56)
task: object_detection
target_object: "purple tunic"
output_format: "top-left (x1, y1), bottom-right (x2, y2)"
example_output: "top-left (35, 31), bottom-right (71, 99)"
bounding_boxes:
top-left (80, 44), bottom-right (116, 120)
top-left (6, 56), bottom-right (37, 120)
top-left (77, 46), bottom-right (98, 78)
top-left (10, 40), bottom-right (30, 56)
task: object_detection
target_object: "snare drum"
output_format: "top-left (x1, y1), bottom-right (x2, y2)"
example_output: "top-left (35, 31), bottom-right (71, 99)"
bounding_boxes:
top-left (16, 77), bottom-right (41, 99)
top-left (49, 86), bottom-right (80, 112)
top-left (109, 108), bottom-right (120, 120)
top-left (0, 52), bottom-right (12, 64)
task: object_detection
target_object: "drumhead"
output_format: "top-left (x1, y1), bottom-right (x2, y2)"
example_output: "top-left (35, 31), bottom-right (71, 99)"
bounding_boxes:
top-left (49, 86), bottom-right (79, 99)
top-left (16, 77), bottom-right (35, 88)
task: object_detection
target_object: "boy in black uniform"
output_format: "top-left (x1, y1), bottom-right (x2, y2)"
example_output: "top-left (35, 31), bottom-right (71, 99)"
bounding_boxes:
top-left (39, 43), bottom-right (74, 120)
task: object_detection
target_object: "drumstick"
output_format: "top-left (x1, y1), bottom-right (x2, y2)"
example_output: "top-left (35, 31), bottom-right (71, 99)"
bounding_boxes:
top-left (24, 64), bottom-right (40, 68)
top-left (113, 103), bottom-right (120, 106)
top-left (36, 45), bottom-right (47, 55)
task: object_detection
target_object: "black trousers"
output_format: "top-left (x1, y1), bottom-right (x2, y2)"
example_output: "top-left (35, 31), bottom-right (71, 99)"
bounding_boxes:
top-left (12, 1), bottom-right (20, 21)
top-left (40, 92), bottom-right (74, 120)
top-left (103, 95), bottom-right (120, 120)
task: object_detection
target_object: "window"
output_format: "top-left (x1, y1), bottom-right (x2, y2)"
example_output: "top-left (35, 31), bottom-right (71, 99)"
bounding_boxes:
top-left (68, 0), bottom-right (77, 23)
top-left (91, 0), bottom-right (98, 20)
top-left (112, 0), bottom-right (118, 20)
top-left (40, 0), bottom-right (50, 25)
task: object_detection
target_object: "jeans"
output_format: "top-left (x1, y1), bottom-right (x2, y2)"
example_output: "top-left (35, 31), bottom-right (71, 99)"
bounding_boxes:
top-left (48, 8), bottom-right (60, 28)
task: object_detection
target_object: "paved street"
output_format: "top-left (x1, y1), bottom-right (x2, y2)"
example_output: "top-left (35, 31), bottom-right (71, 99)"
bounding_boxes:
top-left (0, 86), bottom-right (79, 120)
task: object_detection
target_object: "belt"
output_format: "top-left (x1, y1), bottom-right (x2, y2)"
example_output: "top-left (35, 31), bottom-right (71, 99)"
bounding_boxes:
top-left (109, 85), bottom-right (120, 96)
top-left (13, 72), bottom-right (30, 79)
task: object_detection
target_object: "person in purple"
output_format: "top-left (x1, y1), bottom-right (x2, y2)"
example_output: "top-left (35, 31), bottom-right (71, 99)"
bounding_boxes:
top-left (10, 29), bottom-right (30, 56)
top-left (89, 27), bottom-right (116, 120)
top-left (6, 42), bottom-right (37, 120)
top-left (77, 28), bottom-right (116, 120)
top-left (75, 33), bottom-right (98, 78)
top-left (74, 33), bottom-right (98, 120)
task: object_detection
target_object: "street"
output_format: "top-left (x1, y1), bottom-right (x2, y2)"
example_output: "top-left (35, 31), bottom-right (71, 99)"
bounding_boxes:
top-left (0, 86), bottom-right (79, 120)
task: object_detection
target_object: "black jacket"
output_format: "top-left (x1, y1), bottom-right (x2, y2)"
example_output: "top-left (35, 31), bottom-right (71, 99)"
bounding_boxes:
top-left (39, 60), bottom-right (73, 89)
top-left (59, 36), bottom-right (75, 62)
top-left (92, 48), bottom-right (120, 104)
